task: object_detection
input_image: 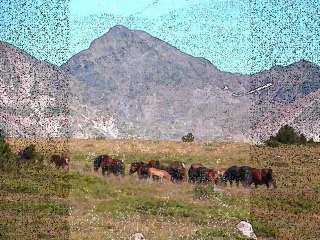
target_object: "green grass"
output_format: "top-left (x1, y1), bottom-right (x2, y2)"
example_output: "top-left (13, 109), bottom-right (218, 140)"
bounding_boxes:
top-left (4, 139), bottom-right (320, 239)
top-left (0, 165), bottom-right (70, 239)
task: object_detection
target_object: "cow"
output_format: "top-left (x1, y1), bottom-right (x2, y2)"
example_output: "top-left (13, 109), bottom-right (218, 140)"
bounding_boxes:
top-left (130, 162), bottom-right (149, 179)
top-left (188, 163), bottom-right (205, 183)
top-left (148, 160), bottom-right (161, 169)
top-left (49, 154), bottom-right (70, 170)
top-left (167, 161), bottom-right (187, 182)
top-left (147, 168), bottom-right (172, 183)
top-left (18, 144), bottom-right (36, 163)
top-left (222, 165), bottom-right (252, 188)
top-left (250, 168), bottom-right (277, 188)
top-left (93, 155), bottom-right (107, 172)
top-left (189, 165), bottom-right (218, 184)
top-left (100, 156), bottom-right (125, 176)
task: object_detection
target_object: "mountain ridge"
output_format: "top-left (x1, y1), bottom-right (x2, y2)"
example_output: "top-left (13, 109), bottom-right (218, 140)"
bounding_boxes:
top-left (1, 25), bottom-right (319, 142)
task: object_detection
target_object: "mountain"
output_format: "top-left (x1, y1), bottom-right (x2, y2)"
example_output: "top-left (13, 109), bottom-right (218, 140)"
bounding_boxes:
top-left (1, 25), bottom-right (319, 142)
top-left (61, 25), bottom-right (253, 141)
top-left (62, 25), bottom-right (320, 142)
top-left (0, 41), bottom-right (119, 139)
top-left (0, 41), bottom-right (70, 138)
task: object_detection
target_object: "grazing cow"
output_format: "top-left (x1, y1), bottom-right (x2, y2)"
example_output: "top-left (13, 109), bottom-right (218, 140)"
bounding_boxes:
top-left (189, 165), bottom-right (218, 184)
top-left (239, 166), bottom-right (253, 188)
top-left (93, 155), bottom-right (107, 172)
top-left (188, 163), bottom-right (205, 183)
top-left (18, 145), bottom-right (36, 163)
top-left (147, 168), bottom-right (172, 183)
top-left (130, 162), bottom-right (149, 179)
top-left (148, 160), bottom-right (161, 169)
top-left (100, 156), bottom-right (125, 176)
top-left (167, 161), bottom-right (187, 182)
top-left (222, 166), bottom-right (252, 187)
top-left (49, 154), bottom-right (70, 169)
top-left (250, 168), bottom-right (277, 188)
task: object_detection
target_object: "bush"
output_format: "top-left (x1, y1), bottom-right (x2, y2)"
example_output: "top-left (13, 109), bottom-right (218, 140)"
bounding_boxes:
top-left (265, 139), bottom-right (281, 148)
top-left (182, 133), bottom-right (194, 142)
top-left (0, 130), bottom-right (18, 172)
top-left (264, 125), bottom-right (315, 146)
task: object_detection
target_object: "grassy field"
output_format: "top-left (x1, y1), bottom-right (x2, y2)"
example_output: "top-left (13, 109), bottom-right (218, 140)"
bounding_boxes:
top-left (3, 139), bottom-right (320, 239)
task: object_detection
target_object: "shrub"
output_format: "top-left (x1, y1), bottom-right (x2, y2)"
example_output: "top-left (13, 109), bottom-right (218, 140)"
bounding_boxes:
top-left (265, 139), bottom-right (281, 147)
top-left (0, 129), bottom-right (18, 172)
top-left (182, 133), bottom-right (194, 142)
top-left (264, 125), bottom-right (315, 146)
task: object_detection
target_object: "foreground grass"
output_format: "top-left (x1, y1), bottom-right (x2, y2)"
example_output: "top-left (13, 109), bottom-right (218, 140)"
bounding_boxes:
top-left (0, 165), bottom-right (70, 239)
top-left (5, 139), bottom-right (320, 239)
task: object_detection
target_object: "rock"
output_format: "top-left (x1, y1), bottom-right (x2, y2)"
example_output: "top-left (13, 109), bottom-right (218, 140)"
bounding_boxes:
top-left (236, 221), bottom-right (257, 239)
top-left (130, 232), bottom-right (146, 240)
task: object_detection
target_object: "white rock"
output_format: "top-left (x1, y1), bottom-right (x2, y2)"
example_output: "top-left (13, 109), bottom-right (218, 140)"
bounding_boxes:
top-left (130, 233), bottom-right (146, 240)
top-left (236, 221), bottom-right (257, 239)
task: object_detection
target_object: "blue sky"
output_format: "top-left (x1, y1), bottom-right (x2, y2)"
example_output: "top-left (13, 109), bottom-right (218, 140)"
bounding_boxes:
top-left (0, 0), bottom-right (319, 74)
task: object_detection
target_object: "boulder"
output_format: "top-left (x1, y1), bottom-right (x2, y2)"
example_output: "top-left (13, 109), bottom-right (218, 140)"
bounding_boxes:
top-left (236, 221), bottom-right (257, 239)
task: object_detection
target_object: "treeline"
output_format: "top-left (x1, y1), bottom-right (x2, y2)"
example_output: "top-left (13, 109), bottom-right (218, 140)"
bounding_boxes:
top-left (265, 125), bottom-right (318, 147)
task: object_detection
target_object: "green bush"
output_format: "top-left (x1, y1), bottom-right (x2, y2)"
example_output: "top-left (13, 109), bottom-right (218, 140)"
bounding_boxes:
top-left (182, 133), bottom-right (194, 142)
top-left (265, 139), bottom-right (281, 147)
top-left (0, 130), bottom-right (18, 172)
top-left (264, 125), bottom-right (315, 147)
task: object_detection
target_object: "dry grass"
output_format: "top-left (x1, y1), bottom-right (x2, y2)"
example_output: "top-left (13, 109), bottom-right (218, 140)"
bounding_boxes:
top-left (4, 139), bottom-right (320, 239)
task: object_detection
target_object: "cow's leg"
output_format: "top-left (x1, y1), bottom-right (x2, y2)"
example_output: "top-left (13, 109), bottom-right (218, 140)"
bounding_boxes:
top-left (266, 182), bottom-right (270, 188)
top-left (236, 180), bottom-right (240, 188)
top-left (255, 183), bottom-right (258, 188)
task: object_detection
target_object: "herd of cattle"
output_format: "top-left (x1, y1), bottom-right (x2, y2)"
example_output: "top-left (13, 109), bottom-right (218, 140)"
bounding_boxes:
top-left (93, 155), bottom-right (277, 189)
top-left (17, 145), bottom-right (276, 189)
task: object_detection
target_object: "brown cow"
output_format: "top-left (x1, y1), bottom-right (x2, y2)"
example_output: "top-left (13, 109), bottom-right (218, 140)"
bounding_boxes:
top-left (130, 162), bottom-right (149, 179)
top-left (251, 168), bottom-right (277, 188)
top-left (167, 161), bottom-right (187, 182)
top-left (49, 154), bottom-right (70, 169)
top-left (148, 160), bottom-right (162, 169)
top-left (101, 156), bottom-right (125, 176)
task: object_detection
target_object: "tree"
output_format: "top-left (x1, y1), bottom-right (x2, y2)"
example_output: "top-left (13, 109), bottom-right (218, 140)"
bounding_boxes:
top-left (264, 125), bottom-right (305, 146)
top-left (0, 129), bottom-right (18, 172)
top-left (275, 125), bottom-right (299, 144)
top-left (182, 133), bottom-right (194, 142)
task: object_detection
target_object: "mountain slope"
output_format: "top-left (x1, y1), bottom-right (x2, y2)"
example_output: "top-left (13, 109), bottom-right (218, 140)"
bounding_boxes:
top-left (0, 41), bottom-right (119, 139)
top-left (1, 25), bottom-right (319, 142)
top-left (62, 25), bottom-right (320, 142)
top-left (0, 41), bottom-right (70, 138)
top-left (62, 25), bottom-right (253, 141)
